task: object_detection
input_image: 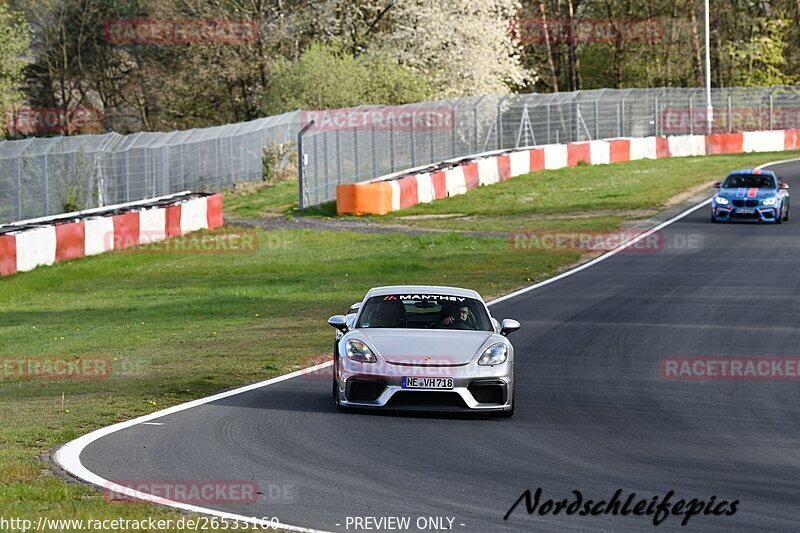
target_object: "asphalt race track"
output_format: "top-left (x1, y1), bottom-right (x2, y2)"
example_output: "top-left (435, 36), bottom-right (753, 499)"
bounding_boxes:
top-left (78, 160), bottom-right (800, 532)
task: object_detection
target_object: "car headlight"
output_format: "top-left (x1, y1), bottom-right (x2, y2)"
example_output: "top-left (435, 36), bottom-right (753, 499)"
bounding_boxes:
top-left (478, 343), bottom-right (508, 366)
top-left (345, 339), bottom-right (376, 363)
top-left (715, 196), bottom-right (729, 205)
top-left (762, 197), bottom-right (778, 206)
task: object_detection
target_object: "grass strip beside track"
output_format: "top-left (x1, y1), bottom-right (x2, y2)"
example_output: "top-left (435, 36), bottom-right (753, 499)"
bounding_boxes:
top-left (1, 150), bottom-right (797, 530)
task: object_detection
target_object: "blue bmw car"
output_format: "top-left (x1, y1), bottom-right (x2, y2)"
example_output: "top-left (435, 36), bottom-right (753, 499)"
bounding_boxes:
top-left (711, 169), bottom-right (790, 224)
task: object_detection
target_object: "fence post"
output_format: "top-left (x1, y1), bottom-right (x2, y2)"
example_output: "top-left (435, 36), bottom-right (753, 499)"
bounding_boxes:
top-left (547, 103), bottom-right (551, 143)
top-left (472, 101), bottom-right (483, 154)
top-left (389, 121), bottom-right (395, 173)
top-left (15, 157), bottom-right (22, 220)
top-left (430, 121), bottom-right (435, 163)
top-left (689, 96), bottom-right (694, 135)
top-left (410, 108), bottom-right (417, 166)
top-left (727, 94), bottom-right (732, 133)
top-left (616, 103), bottom-right (621, 137)
top-left (323, 130), bottom-right (329, 185)
top-left (215, 138), bottom-right (220, 189)
top-left (769, 92), bottom-right (774, 130)
top-left (196, 144), bottom-right (201, 189)
top-left (41, 154), bottom-right (49, 216)
top-left (335, 129), bottom-right (342, 184)
top-left (229, 138), bottom-right (234, 187)
top-left (124, 151), bottom-right (130, 203)
top-left (297, 120), bottom-right (315, 210)
top-left (497, 96), bottom-right (508, 150)
top-left (653, 96), bottom-right (659, 136)
top-left (594, 99), bottom-right (599, 139)
top-left (354, 124), bottom-right (361, 178)
top-left (371, 120), bottom-right (377, 178)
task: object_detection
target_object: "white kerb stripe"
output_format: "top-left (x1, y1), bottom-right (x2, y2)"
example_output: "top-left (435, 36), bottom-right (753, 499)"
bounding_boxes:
top-left (508, 150), bottom-right (530, 177)
top-left (444, 166), bottom-right (467, 197)
top-left (588, 141), bottom-right (610, 164)
top-left (415, 173), bottom-right (435, 203)
top-left (543, 144), bottom-right (568, 169)
top-left (84, 216), bottom-right (115, 256)
top-left (389, 180), bottom-right (401, 212)
top-left (180, 197), bottom-right (208, 234)
top-left (477, 157), bottom-right (500, 185)
top-left (138, 207), bottom-right (166, 244)
top-left (15, 226), bottom-right (56, 272)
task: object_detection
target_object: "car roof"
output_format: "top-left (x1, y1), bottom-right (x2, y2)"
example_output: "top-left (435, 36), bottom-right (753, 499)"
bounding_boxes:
top-left (365, 285), bottom-right (483, 301)
top-left (727, 169), bottom-right (776, 177)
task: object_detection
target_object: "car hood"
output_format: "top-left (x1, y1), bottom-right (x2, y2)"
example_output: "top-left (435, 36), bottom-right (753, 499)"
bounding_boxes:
top-left (357, 329), bottom-right (496, 365)
top-left (719, 187), bottom-right (777, 200)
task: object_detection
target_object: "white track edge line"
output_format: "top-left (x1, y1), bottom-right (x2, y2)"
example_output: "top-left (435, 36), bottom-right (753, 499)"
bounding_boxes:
top-left (54, 156), bottom-right (800, 533)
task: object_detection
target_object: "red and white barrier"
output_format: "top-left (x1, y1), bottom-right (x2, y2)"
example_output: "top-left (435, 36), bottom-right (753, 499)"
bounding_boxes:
top-left (742, 130), bottom-right (786, 153)
top-left (138, 207), bottom-right (167, 244)
top-left (337, 128), bottom-right (800, 215)
top-left (543, 144), bottom-right (569, 169)
top-left (0, 193), bottom-right (224, 277)
top-left (15, 226), bottom-right (56, 272)
top-left (629, 137), bottom-right (658, 160)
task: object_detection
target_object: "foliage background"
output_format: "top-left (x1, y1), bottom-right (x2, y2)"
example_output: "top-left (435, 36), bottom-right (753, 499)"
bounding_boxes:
top-left (1, 0), bottom-right (798, 137)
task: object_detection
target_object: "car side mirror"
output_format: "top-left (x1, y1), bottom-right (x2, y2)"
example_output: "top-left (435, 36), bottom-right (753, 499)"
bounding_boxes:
top-left (780, 182), bottom-right (789, 190)
top-left (500, 319), bottom-right (521, 336)
top-left (348, 301), bottom-right (362, 313)
top-left (328, 315), bottom-right (348, 332)
top-left (712, 181), bottom-right (721, 189)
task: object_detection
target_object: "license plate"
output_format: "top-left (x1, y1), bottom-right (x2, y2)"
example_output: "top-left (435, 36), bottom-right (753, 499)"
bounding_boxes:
top-left (402, 377), bottom-right (453, 389)
top-left (737, 208), bottom-right (755, 214)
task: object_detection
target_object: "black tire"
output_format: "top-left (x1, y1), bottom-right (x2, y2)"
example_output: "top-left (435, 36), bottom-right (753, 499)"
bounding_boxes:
top-left (776, 210), bottom-right (782, 224)
top-left (784, 204), bottom-right (790, 221)
top-left (710, 212), bottom-right (718, 223)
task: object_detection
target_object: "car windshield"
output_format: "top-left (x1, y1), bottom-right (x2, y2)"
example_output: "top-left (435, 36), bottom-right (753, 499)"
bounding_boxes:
top-left (355, 294), bottom-right (493, 331)
top-left (722, 174), bottom-right (776, 189)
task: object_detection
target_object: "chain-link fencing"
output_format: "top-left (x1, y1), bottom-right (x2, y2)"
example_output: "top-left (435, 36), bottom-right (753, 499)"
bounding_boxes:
top-left (0, 112), bottom-right (298, 224)
top-left (300, 86), bottom-right (800, 206)
top-left (2, 86), bottom-right (800, 223)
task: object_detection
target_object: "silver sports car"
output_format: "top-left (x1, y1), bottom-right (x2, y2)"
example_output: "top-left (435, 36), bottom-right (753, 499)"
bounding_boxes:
top-left (328, 285), bottom-right (520, 416)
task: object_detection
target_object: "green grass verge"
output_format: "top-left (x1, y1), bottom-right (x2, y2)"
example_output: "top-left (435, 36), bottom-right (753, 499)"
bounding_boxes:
top-left (0, 229), bottom-right (569, 531)
top-left (2, 150), bottom-right (797, 530)
top-left (225, 151), bottom-right (800, 233)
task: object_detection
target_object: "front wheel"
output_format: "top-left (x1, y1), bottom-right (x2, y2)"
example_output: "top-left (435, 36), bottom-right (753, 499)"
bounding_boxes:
top-left (784, 203), bottom-right (790, 221)
top-left (710, 212), bottom-right (718, 223)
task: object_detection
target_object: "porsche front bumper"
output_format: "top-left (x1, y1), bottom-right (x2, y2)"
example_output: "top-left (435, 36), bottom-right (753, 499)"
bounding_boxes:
top-left (335, 357), bottom-right (514, 413)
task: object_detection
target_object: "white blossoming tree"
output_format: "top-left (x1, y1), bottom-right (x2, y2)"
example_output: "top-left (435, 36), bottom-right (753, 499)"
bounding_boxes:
top-left (380, 0), bottom-right (531, 97)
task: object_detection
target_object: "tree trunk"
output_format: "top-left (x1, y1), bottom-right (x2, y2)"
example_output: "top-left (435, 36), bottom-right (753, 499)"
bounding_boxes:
top-left (538, 0), bottom-right (560, 91)
top-left (565, 0), bottom-right (581, 90)
top-left (688, 0), bottom-right (704, 87)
